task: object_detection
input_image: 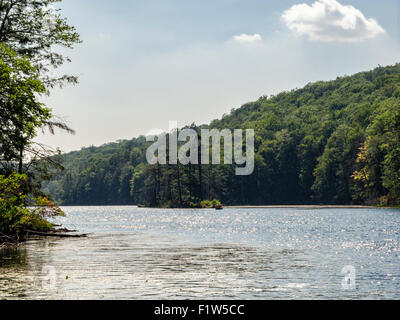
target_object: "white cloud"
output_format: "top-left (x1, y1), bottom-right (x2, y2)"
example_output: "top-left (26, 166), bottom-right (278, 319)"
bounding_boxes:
top-left (282, 0), bottom-right (385, 42)
top-left (232, 33), bottom-right (262, 44)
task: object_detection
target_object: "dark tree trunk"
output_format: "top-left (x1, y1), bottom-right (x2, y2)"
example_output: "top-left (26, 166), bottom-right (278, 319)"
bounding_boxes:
top-left (18, 146), bottom-right (23, 174)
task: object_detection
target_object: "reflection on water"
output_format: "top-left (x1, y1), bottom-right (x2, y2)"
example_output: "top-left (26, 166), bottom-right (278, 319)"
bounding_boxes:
top-left (1, 207), bottom-right (399, 299)
top-left (0, 247), bottom-right (28, 269)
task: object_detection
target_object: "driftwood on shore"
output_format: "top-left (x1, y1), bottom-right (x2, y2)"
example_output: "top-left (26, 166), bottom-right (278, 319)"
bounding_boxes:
top-left (25, 230), bottom-right (89, 238)
top-left (1, 229), bottom-right (88, 246)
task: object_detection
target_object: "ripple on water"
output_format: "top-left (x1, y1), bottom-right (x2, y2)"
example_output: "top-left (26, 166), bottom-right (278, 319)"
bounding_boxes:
top-left (1, 207), bottom-right (399, 299)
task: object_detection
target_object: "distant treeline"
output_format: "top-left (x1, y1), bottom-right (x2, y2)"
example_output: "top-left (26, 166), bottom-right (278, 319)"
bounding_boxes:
top-left (43, 64), bottom-right (400, 207)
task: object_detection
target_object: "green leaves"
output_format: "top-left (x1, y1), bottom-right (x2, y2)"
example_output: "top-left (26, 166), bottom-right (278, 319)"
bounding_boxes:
top-left (44, 63), bottom-right (400, 207)
top-left (357, 102), bottom-right (400, 205)
top-left (0, 0), bottom-right (81, 88)
top-left (0, 173), bottom-right (64, 239)
top-left (0, 1), bottom-right (78, 241)
top-left (0, 43), bottom-right (50, 162)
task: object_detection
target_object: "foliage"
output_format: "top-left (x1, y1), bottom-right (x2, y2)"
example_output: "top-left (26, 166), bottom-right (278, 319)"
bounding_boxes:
top-left (0, 43), bottom-right (49, 163)
top-left (200, 200), bottom-right (222, 209)
top-left (0, 0), bottom-right (78, 180)
top-left (0, 1), bottom-right (79, 241)
top-left (44, 64), bottom-right (400, 207)
top-left (354, 102), bottom-right (400, 205)
top-left (0, 173), bottom-right (64, 242)
top-left (0, 0), bottom-right (81, 88)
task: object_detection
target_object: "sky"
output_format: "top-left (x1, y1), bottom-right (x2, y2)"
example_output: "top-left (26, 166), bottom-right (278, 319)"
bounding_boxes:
top-left (36, 0), bottom-right (400, 152)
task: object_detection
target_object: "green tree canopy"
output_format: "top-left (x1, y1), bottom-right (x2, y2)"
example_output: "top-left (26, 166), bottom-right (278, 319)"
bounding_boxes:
top-left (0, 43), bottom-right (50, 169)
top-left (44, 64), bottom-right (400, 207)
top-left (0, 0), bottom-right (81, 88)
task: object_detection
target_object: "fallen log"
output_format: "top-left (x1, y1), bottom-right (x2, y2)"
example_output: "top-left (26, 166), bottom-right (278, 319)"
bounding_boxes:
top-left (25, 230), bottom-right (88, 238)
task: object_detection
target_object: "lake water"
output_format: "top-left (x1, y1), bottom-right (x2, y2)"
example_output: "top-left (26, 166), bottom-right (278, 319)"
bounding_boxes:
top-left (0, 206), bottom-right (399, 300)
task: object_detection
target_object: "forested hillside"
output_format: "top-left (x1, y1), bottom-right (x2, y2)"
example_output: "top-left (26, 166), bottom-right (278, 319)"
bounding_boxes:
top-left (44, 64), bottom-right (400, 207)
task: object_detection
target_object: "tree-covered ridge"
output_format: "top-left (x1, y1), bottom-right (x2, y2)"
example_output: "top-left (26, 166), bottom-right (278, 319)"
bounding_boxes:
top-left (44, 64), bottom-right (400, 207)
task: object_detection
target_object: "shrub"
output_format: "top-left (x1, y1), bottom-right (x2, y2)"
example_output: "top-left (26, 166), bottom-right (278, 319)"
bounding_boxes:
top-left (0, 173), bottom-right (64, 242)
top-left (200, 199), bottom-right (222, 208)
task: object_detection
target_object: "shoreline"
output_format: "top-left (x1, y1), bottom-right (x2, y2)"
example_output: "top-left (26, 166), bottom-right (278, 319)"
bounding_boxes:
top-left (0, 228), bottom-right (88, 247)
top-left (56, 204), bottom-right (399, 209)
top-left (225, 205), bottom-right (397, 209)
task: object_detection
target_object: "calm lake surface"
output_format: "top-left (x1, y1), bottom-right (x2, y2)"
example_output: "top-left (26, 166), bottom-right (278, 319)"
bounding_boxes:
top-left (0, 206), bottom-right (399, 300)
